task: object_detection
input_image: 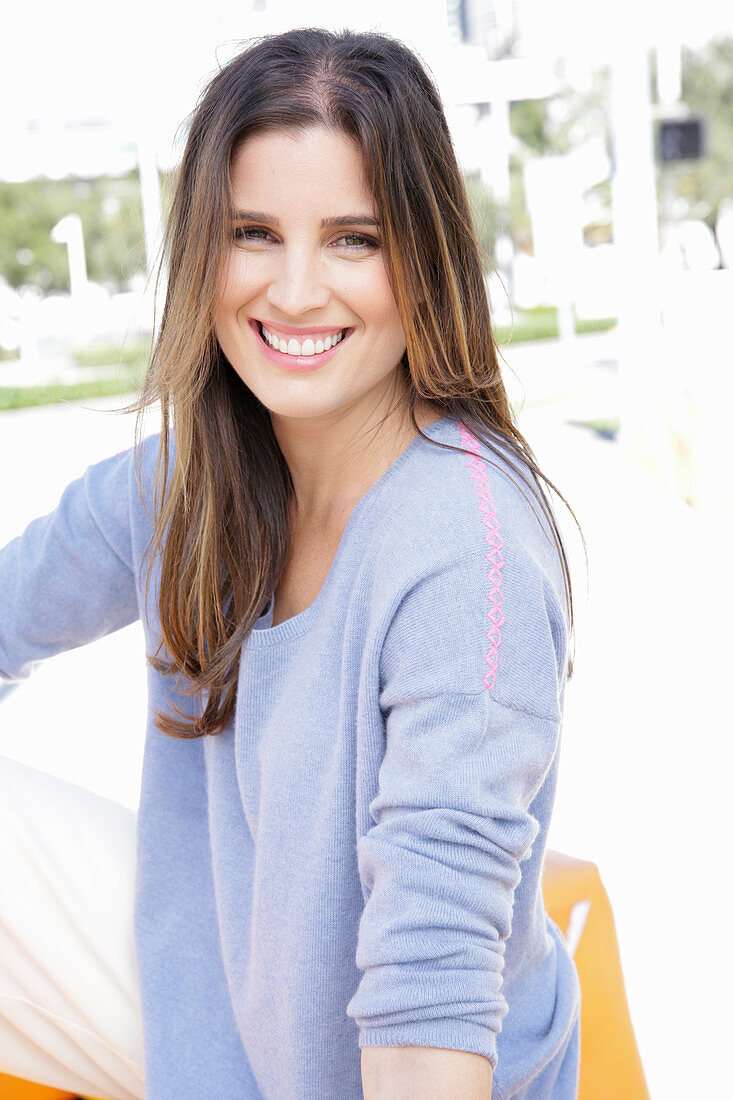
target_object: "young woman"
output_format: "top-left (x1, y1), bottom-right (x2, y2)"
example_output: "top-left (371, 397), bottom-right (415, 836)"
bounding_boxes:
top-left (0, 27), bottom-right (581, 1100)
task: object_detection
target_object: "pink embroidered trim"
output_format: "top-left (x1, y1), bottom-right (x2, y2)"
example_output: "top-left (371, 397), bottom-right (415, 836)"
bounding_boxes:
top-left (458, 424), bottom-right (505, 691)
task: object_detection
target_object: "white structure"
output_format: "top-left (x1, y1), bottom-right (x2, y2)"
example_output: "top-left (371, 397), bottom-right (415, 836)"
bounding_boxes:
top-left (50, 214), bottom-right (88, 299)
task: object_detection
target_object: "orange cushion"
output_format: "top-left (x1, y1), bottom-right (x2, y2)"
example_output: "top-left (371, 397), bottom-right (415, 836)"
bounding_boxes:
top-left (542, 850), bottom-right (650, 1100)
top-left (0, 1073), bottom-right (77, 1099)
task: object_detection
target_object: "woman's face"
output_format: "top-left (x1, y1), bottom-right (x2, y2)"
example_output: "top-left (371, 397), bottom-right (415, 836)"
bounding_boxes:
top-left (214, 126), bottom-right (407, 426)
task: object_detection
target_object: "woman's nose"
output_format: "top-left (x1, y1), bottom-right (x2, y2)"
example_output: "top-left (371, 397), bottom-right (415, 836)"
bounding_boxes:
top-left (265, 249), bottom-right (330, 317)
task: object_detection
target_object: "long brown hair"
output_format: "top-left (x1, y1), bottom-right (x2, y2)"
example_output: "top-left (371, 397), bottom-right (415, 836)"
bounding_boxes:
top-left (133, 26), bottom-right (582, 739)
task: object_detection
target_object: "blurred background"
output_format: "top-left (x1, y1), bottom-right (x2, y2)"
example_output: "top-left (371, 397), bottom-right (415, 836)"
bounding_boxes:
top-left (1, 1), bottom-right (731, 1095)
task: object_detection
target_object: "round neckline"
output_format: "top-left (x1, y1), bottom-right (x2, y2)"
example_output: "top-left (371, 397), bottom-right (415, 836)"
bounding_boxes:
top-left (247, 415), bottom-right (455, 645)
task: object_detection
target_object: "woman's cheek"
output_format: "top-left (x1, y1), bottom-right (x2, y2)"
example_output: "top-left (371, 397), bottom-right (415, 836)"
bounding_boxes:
top-left (218, 254), bottom-right (243, 304)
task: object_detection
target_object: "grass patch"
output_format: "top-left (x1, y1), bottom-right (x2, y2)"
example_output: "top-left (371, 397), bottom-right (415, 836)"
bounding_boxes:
top-left (73, 338), bottom-right (152, 370)
top-left (567, 416), bottom-right (620, 441)
top-left (1, 339), bottom-right (149, 410)
top-left (495, 307), bottom-right (616, 345)
top-left (0, 371), bottom-right (142, 411)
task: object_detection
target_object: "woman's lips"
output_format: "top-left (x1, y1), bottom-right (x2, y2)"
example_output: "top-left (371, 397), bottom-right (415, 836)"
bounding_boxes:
top-left (255, 319), bottom-right (349, 337)
top-left (249, 320), bottom-right (353, 372)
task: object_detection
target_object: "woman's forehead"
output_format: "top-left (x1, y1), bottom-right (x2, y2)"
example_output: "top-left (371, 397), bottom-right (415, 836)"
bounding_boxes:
top-left (231, 125), bottom-right (362, 169)
top-left (229, 127), bottom-right (376, 213)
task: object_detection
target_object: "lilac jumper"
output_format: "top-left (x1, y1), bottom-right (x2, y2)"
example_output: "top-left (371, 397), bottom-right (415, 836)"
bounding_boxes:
top-left (0, 416), bottom-right (580, 1098)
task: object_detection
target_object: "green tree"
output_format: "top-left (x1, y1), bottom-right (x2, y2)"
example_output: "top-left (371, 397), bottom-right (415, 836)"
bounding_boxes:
top-left (510, 67), bottom-right (614, 249)
top-left (464, 173), bottom-right (500, 267)
top-left (510, 99), bottom-right (553, 155)
top-left (0, 172), bottom-right (146, 292)
top-left (658, 36), bottom-right (733, 227)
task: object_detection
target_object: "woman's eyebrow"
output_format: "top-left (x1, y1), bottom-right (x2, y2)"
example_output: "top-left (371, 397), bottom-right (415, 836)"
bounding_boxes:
top-left (321, 215), bottom-right (379, 228)
top-left (232, 210), bottom-right (379, 228)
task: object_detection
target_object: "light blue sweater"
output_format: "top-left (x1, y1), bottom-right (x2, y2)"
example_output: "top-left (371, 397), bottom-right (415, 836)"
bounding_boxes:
top-left (0, 415), bottom-right (580, 1098)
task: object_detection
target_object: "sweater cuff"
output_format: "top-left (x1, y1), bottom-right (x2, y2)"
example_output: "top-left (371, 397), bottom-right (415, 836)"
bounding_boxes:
top-left (358, 1020), bottom-right (498, 1069)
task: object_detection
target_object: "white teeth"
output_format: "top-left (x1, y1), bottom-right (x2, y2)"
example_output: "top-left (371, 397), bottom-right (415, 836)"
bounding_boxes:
top-left (260, 325), bottom-right (345, 356)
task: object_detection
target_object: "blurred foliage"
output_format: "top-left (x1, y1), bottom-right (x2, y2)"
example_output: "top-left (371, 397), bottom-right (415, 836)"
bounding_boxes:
top-left (509, 39), bottom-right (733, 244)
top-left (509, 64), bottom-right (612, 173)
top-left (0, 172), bottom-right (146, 292)
top-left (659, 36), bottom-right (733, 226)
top-left (510, 99), bottom-right (554, 156)
top-left (510, 67), bottom-right (613, 249)
top-left (463, 173), bottom-right (508, 270)
top-left (463, 170), bottom-right (537, 271)
top-left (542, 65), bottom-right (612, 156)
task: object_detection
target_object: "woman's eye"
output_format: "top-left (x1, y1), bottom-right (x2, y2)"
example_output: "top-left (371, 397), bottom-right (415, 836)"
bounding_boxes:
top-left (233, 226), bottom-right (272, 244)
top-left (335, 233), bottom-right (378, 251)
top-left (231, 227), bottom-right (379, 251)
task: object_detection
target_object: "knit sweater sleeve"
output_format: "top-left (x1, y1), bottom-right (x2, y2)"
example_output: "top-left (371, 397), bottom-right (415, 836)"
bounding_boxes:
top-left (345, 468), bottom-right (568, 1067)
top-left (0, 445), bottom-right (143, 683)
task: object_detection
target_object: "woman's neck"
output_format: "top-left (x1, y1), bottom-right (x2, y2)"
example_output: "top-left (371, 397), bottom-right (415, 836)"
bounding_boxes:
top-left (272, 396), bottom-right (443, 526)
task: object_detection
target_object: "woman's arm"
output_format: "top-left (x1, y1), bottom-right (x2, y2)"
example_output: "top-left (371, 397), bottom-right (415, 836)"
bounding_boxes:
top-left (347, 439), bottom-right (570, 1084)
top-left (0, 445), bottom-right (142, 681)
top-left (362, 1045), bottom-right (493, 1098)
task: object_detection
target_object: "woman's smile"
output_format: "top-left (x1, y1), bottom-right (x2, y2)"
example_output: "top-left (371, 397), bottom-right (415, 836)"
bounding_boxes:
top-left (249, 318), bottom-right (354, 372)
